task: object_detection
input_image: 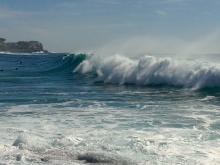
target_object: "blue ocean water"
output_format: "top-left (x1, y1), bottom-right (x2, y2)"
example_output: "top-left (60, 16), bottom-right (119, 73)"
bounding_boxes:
top-left (0, 53), bottom-right (220, 164)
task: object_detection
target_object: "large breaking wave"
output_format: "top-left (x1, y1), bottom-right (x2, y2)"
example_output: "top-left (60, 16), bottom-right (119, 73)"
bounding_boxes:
top-left (74, 54), bottom-right (220, 90)
top-left (1, 52), bottom-right (220, 89)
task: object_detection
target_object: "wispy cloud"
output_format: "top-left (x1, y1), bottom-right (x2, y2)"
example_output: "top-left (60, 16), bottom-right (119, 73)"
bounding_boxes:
top-left (55, 1), bottom-right (77, 9)
top-left (155, 10), bottom-right (168, 16)
top-left (0, 0), bottom-right (219, 53)
top-left (56, 0), bottom-right (121, 9)
top-left (164, 0), bottom-right (186, 3)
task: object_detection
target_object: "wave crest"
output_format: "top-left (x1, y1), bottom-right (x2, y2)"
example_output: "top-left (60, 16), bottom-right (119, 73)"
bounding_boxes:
top-left (74, 55), bottom-right (220, 89)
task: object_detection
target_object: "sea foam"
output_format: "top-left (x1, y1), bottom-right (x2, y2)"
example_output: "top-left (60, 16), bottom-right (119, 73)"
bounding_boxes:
top-left (74, 55), bottom-right (220, 89)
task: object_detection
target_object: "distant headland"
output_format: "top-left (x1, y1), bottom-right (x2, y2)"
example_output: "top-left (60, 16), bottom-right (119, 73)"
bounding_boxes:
top-left (0, 38), bottom-right (48, 53)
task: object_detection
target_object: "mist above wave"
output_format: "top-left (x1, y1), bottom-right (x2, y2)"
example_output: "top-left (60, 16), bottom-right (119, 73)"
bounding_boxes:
top-left (74, 54), bottom-right (220, 89)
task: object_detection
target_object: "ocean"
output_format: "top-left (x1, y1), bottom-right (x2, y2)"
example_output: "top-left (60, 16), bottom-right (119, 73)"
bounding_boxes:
top-left (0, 53), bottom-right (220, 164)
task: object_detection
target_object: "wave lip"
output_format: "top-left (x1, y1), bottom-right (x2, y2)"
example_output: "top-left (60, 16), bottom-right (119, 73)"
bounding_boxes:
top-left (42, 53), bottom-right (87, 74)
top-left (75, 55), bottom-right (220, 90)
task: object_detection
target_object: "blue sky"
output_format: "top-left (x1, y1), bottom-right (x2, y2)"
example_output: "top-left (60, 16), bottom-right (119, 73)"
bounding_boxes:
top-left (0, 0), bottom-right (220, 54)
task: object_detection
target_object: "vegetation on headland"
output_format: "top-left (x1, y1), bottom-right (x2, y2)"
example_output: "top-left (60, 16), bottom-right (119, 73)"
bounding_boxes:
top-left (0, 38), bottom-right (48, 53)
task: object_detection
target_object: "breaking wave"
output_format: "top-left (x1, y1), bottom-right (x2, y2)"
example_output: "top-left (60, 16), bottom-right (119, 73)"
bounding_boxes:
top-left (74, 54), bottom-right (220, 90)
top-left (2, 52), bottom-right (220, 90)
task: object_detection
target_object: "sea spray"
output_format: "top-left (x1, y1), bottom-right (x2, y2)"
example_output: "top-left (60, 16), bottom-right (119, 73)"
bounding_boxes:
top-left (74, 54), bottom-right (220, 89)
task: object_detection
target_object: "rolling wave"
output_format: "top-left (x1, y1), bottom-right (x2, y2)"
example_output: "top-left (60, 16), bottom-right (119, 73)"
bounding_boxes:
top-left (42, 53), bottom-right (87, 74)
top-left (74, 55), bottom-right (220, 90)
top-left (1, 52), bottom-right (220, 89)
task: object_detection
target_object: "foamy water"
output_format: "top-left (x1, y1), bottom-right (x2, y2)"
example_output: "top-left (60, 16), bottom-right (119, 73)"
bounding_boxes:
top-left (75, 54), bottom-right (220, 89)
top-left (0, 53), bottom-right (220, 164)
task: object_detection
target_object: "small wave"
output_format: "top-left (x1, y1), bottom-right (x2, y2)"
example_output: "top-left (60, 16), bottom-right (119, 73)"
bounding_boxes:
top-left (2, 134), bottom-right (134, 165)
top-left (0, 51), bottom-right (46, 55)
top-left (12, 134), bottom-right (49, 150)
top-left (75, 55), bottom-right (220, 90)
top-left (200, 96), bottom-right (216, 101)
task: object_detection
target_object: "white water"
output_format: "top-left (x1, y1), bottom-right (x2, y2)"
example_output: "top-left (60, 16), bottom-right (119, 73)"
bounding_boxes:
top-left (1, 100), bottom-right (220, 165)
top-left (75, 55), bottom-right (220, 89)
top-left (1, 53), bottom-right (220, 165)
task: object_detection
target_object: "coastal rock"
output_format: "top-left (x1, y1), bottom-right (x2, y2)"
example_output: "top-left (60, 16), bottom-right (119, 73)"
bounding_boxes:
top-left (0, 38), bottom-right (7, 51)
top-left (0, 38), bottom-right (6, 43)
top-left (0, 38), bottom-right (47, 53)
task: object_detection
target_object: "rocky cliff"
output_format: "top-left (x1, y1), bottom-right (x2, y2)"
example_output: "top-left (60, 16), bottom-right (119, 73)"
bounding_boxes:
top-left (0, 38), bottom-right (47, 53)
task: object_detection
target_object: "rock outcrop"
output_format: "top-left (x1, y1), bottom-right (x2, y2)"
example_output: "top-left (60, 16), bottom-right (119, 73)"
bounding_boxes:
top-left (0, 38), bottom-right (47, 53)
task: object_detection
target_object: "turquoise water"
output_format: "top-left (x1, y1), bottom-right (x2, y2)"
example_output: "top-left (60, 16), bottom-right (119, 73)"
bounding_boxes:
top-left (0, 53), bottom-right (220, 164)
